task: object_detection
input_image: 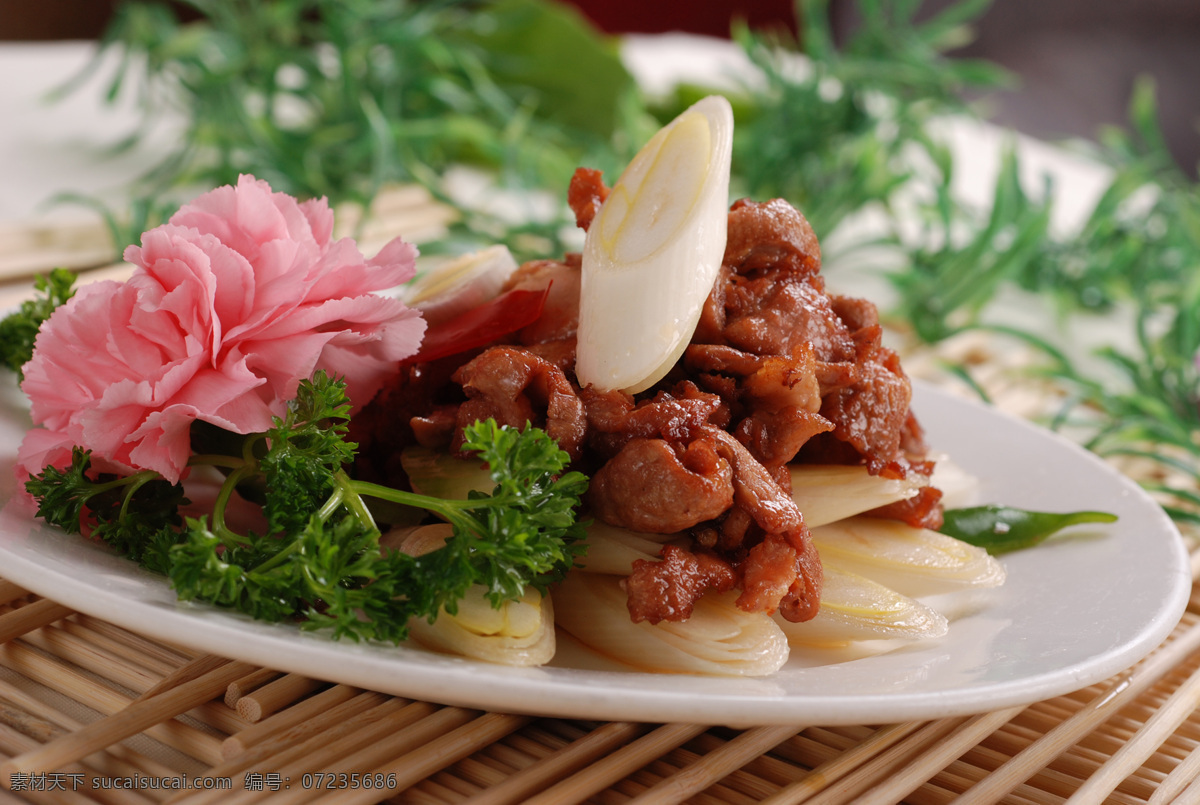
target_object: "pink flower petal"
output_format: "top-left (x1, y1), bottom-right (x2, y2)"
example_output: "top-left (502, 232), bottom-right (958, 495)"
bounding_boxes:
top-left (16, 427), bottom-right (77, 481)
top-left (21, 174), bottom-right (425, 480)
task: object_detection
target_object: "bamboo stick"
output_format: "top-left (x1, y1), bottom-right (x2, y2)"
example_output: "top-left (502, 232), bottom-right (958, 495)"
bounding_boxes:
top-left (167, 696), bottom-right (414, 805)
top-left (0, 724), bottom-right (139, 805)
top-left (234, 674), bottom-right (322, 723)
top-left (224, 670), bottom-right (281, 709)
top-left (759, 722), bottom-right (927, 805)
top-left (18, 625), bottom-right (249, 739)
top-left (952, 618), bottom-right (1200, 803)
top-left (0, 719), bottom-right (173, 805)
top-left (216, 692), bottom-right (395, 776)
top-left (54, 618), bottom-right (190, 675)
top-left (928, 743), bottom-right (1081, 805)
top-left (438, 755), bottom-right (512, 791)
top-left (190, 701), bottom-right (451, 805)
top-left (795, 718), bottom-right (972, 805)
top-left (0, 700), bottom-right (70, 745)
top-left (262, 706), bottom-right (481, 805)
top-left (767, 730), bottom-right (853, 772)
top-left (850, 707), bottom-right (1026, 805)
top-left (627, 740), bottom-right (777, 804)
top-left (0, 680), bottom-right (203, 801)
top-left (20, 627), bottom-right (169, 696)
top-left (478, 735), bottom-right (553, 774)
top-left (0, 638), bottom-right (225, 763)
top-left (1148, 746), bottom-right (1200, 804)
top-left (480, 725), bottom-right (574, 774)
top-left (682, 730), bottom-right (821, 790)
top-left (462, 722), bottom-right (646, 805)
top-left (624, 725), bottom-right (803, 804)
top-left (0, 659), bottom-right (255, 785)
top-left (1066, 658), bottom-right (1200, 803)
top-left (67, 616), bottom-right (196, 668)
top-left (136, 656), bottom-right (239, 703)
top-left (0, 580), bottom-right (30, 606)
top-left (330, 712), bottom-right (533, 805)
top-left (220, 685), bottom-right (362, 759)
top-left (407, 778), bottom-right (467, 805)
top-left (0, 599), bottom-right (74, 644)
top-left (519, 723), bottom-right (710, 805)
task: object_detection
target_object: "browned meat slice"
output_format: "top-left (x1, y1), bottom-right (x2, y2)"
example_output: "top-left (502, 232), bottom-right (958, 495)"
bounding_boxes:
top-left (738, 528), bottom-right (822, 623)
top-left (705, 427), bottom-right (823, 622)
top-left (580, 381), bottom-right (725, 457)
top-left (452, 346), bottom-right (587, 460)
top-left (567, 167), bottom-right (609, 231)
top-left (818, 357), bottom-right (913, 477)
top-left (868, 485), bottom-right (945, 530)
top-left (829, 293), bottom-right (880, 332)
top-left (409, 405), bottom-right (458, 449)
top-left (687, 343), bottom-right (832, 481)
top-left (733, 408), bottom-right (832, 487)
top-left (587, 437), bottom-right (734, 533)
top-left (722, 273), bottom-right (856, 360)
top-left (624, 545), bottom-right (738, 624)
top-left (705, 427), bottom-right (801, 537)
top-left (725, 198), bottom-right (822, 278)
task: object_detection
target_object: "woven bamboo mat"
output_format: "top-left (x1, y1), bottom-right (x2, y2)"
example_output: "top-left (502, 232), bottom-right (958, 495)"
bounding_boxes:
top-left (1, 186), bottom-right (1198, 804)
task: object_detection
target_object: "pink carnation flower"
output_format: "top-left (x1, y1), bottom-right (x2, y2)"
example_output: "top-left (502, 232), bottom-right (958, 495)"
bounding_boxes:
top-left (19, 175), bottom-right (425, 483)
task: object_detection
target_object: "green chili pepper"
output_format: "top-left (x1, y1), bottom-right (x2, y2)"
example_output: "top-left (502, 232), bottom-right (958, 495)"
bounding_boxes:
top-left (939, 505), bottom-right (1118, 555)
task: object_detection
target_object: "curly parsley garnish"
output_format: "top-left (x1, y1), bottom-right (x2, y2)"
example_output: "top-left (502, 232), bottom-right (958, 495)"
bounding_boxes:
top-left (26, 371), bottom-right (589, 643)
top-left (0, 268), bottom-right (76, 377)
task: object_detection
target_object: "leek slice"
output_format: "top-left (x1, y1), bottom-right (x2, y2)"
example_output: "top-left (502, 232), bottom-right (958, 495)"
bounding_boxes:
top-left (575, 520), bottom-right (681, 574)
top-left (407, 585), bottom-right (556, 667)
top-left (552, 571), bottom-right (789, 677)
top-left (385, 523), bottom-right (555, 666)
top-left (401, 445), bottom-right (491, 503)
top-left (789, 464), bottom-right (927, 527)
top-left (576, 95), bottom-right (733, 393)
top-left (403, 245), bottom-right (518, 325)
top-left (775, 567), bottom-right (948, 647)
top-left (811, 516), bottom-right (1006, 597)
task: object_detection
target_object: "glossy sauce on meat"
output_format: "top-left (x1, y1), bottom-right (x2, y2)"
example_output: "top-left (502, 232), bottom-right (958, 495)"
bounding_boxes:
top-left (357, 180), bottom-right (941, 626)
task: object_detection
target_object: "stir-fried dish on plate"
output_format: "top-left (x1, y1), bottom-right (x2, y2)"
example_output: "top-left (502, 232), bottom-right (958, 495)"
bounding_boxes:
top-left (12, 96), bottom-right (1123, 680)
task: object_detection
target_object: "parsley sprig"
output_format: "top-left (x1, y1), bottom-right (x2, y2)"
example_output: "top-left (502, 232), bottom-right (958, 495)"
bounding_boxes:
top-left (25, 372), bottom-right (589, 642)
top-left (0, 268), bottom-right (77, 377)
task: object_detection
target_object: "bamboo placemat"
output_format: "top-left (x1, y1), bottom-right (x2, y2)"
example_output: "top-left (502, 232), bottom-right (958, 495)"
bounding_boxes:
top-left (1, 186), bottom-right (1198, 804)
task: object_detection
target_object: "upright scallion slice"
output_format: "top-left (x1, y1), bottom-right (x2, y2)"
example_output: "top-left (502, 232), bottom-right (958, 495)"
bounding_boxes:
top-left (576, 95), bottom-right (734, 393)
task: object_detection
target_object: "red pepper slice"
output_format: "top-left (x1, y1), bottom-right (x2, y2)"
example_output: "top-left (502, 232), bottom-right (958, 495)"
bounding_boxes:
top-left (407, 287), bottom-right (550, 365)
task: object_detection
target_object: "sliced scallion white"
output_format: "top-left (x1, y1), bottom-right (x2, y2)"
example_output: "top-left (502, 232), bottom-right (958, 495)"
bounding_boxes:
top-left (403, 244), bottom-right (518, 325)
top-left (811, 516), bottom-right (1006, 597)
top-left (384, 523), bottom-right (556, 666)
top-left (774, 566), bottom-right (948, 647)
top-left (576, 95), bottom-right (734, 393)
top-left (406, 585), bottom-right (556, 667)
top-left (401, 445), bottom-right (491, 504)
top-left (789, 464), bottom-right (926, 527)
top-left (553, 571), bottom-right (789, 676)
top-left (575, 520), bottom-right (682, 575)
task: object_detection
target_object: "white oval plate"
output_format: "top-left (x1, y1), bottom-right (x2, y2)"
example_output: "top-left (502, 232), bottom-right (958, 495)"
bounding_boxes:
top-left (0, 381), bottom-right (1188, 726)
